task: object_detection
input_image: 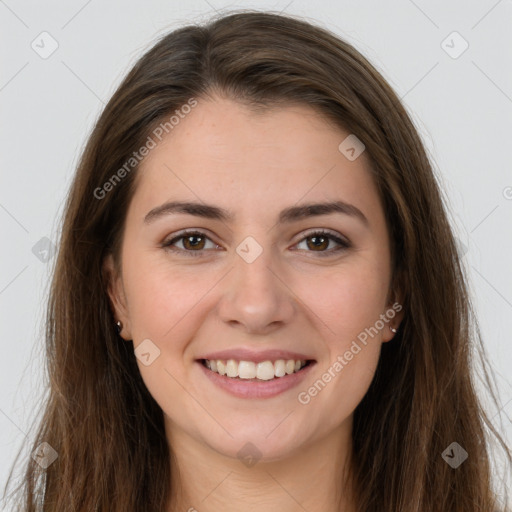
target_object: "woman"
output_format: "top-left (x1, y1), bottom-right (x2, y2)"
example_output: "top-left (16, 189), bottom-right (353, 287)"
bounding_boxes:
top-left (3, 10), bottom-right (511, 512)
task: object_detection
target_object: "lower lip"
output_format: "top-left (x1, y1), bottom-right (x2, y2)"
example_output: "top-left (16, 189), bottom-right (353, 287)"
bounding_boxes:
top-left (196, 360), bottom-right (316, 399)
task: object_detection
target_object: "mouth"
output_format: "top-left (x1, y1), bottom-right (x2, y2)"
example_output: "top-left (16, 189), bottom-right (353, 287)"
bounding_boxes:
top-left (199, 358), bottom-right (315, 380)
top-left (196, 357), bottom-right (317, 399)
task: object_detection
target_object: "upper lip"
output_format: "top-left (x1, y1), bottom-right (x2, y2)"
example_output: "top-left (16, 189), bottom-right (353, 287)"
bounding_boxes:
top-left (198, 348), bottom-right (315, 364)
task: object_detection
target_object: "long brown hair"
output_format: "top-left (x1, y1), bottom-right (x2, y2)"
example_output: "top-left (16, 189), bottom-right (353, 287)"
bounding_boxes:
top-left (3, 10), bottom-right (510, 511)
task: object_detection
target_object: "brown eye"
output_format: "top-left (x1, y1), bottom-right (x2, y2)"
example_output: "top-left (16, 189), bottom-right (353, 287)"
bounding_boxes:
top-left (162, 230), bottom-right (219, 256)
top-left (305, 234), bottom-right (330, 251)
top-left (295, 230), bottom-right (350, 256)
top-left (162, 229), bottom-right (350, 258)
top-left (181, 234), bottom-right (206, 250)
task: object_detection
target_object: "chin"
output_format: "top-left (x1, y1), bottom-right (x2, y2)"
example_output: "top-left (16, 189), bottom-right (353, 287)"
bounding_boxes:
top-left (201, 419), bottom-right (310, 464)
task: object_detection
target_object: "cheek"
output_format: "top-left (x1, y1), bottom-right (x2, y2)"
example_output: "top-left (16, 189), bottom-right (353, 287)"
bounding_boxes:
top-left (121, 259), bottom-right (211, 413)
top-left (298, 259), bottom-right (390, 341)
top-left (294, 256), bottom-right (390, 400)
top-left (123, 252), bottom-right (212, 340)
top-left (295, 266), bottom-right (387, 420)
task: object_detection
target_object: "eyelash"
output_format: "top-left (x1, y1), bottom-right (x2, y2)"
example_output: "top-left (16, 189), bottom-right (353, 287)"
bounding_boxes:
top-left (161, 229), bottom-right (351, 258)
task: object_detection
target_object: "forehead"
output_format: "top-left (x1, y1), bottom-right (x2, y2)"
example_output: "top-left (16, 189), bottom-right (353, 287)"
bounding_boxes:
top-left (131, 97), bottom-right (382, 224)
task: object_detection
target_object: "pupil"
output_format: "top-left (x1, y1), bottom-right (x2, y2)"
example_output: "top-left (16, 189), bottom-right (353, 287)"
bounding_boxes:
top-left (308, 235), bottom-right (327, 250)
top-left (185, 235), bottom-right (203, 249)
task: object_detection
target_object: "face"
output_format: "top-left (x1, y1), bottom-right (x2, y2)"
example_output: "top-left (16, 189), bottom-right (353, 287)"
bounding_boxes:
top-left (106, 96), bottom-right (402, 463)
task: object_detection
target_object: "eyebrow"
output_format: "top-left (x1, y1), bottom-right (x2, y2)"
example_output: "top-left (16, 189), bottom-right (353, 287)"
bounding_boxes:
top-left (144, 200), bottom-right (369, 226)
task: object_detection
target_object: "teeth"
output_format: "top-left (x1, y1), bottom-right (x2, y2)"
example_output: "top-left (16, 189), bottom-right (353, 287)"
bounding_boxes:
top-left (238, 361), bottom-right (256, 379)
top-left (226, 359), bottom-right (238, 377)
top-left (203, 358), bottom-right (308, 380)
top-left (256, 361), bottom-right (275, 380)
top-left (274, 360), bottom-right (286, 377)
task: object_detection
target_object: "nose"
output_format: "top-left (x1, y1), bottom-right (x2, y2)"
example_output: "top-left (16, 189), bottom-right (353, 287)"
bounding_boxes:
top-left (216, 244), bottom-right (296, 335)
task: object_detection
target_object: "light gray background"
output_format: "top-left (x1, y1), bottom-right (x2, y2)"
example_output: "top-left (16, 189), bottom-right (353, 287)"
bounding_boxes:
top-left (1, 0), bottom-right (511, 507)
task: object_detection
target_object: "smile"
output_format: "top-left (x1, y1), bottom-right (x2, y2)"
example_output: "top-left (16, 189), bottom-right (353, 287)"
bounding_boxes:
top-left (197, 358), bottom-right (316, 399)
top-left (202, 358), bottom-right (310, 380)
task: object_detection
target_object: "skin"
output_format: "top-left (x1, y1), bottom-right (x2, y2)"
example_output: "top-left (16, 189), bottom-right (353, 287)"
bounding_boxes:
top-left (105, 95), bottom-right (403, 512)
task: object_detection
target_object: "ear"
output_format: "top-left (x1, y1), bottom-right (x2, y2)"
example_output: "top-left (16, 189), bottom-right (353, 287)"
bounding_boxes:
top-left (103, 254), bottom-right (132, 340)
top-left (381, 300), bottom-right (405, 343)
top-left (381, 275), bottom-right (405, 343)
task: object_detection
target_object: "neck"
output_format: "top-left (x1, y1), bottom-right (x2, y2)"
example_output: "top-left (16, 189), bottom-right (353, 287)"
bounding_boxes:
top-left (165, 418), bottom-right (356, 512)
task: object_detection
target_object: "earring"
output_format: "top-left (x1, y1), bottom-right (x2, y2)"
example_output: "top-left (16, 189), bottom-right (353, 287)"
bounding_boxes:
top-left (389, 326), bottom-right (397, 333)
top-left (115, 321), bottom-right (123, 335)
